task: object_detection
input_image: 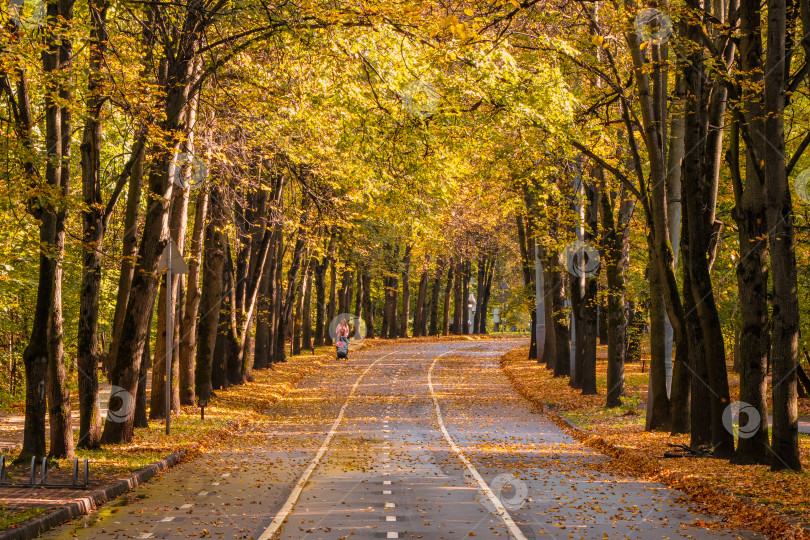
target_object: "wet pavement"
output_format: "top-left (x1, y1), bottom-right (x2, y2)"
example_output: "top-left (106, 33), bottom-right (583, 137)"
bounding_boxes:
top-left (39, 340), bottom-right (759, 539)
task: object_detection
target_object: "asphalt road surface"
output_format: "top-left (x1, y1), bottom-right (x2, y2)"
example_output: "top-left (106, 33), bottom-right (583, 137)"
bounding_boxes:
top-left (42, 339), bottom-right (759, 539)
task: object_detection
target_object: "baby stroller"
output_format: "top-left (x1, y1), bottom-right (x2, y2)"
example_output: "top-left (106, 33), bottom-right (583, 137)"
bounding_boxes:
top-left (336, 336), bottom-right (349, 359)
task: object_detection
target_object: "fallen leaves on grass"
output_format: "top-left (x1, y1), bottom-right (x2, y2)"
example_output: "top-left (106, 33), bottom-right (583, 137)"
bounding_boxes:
top-left (501, 345), bottom-right (810, 540)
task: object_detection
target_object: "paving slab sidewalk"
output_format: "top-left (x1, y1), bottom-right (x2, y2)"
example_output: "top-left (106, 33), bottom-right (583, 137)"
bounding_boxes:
top-left (0, 450), bottom-right (185, 540)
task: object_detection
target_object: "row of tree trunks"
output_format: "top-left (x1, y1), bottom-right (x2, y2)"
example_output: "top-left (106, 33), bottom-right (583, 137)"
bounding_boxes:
top-left (100, 0), bottom-right (207, 445)
top-left (20, 0), bottom-right (75, 460)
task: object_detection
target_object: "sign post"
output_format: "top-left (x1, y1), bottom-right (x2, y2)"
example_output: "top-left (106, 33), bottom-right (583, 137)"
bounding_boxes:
top-left (158, 238), bottom-right (189, 435)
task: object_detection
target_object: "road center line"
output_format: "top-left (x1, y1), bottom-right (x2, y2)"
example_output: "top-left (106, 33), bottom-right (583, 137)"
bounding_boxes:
top-left (427, 351), bottom-right (529, 540)
top-left (257, 351), bottom-right (394, 540)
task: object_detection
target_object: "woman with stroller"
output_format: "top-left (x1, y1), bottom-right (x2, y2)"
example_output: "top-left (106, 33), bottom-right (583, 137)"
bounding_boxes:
top-left (335, 317), bottom-right (351, 359)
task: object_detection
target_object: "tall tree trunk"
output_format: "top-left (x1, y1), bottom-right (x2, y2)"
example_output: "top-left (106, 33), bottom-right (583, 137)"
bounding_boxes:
top-left (428, 264), bottom-right (442, 336)
top-left (730, 0), bottom-right (770, 463)
top-left (763, 0), bottom-right (801, 470)
top-left (293, 271), bottom-right (306, 356)
top-left (580, 180), bottom-right (599, 396)
top-left (101, 0), bottom-right (205, 444)
top-left (362, 274), bottom-right (375, 338)
top-left (474, 257), bottom-right (486, 334)
top-left (452, 264), bottom-right (463, 335)
top-left (646, 249), bottom-right (671, 431)
top-left (303, 269), bottom-right (313, 351)
top-left (325, 255), bottom-right (336, 346)
top-left (602, 189), bottom-right (631, 407)
top-left (274, 211), bottom-right (310, 363)
top-left (338, 268), bottom-right (351, 316)
top-left (253, 236), bottom-right (275, 369)
top-left (45, 0), bottom-right (74, 459)
top-left (442, 261), bottom-right (454, 336)
top-left (413, 267), bottom-right (429, 338)
top-left (682, 218), bottom-right (712, 447)
top-left (399, 245), bottom-right (412, 337)
top-left (313, 258), bottom-right (327, 347)
top-left (108, 150), bottom-right (145, 377)
top-left (213, 262), bottom-right (232, 390)
top-left (517, 215), bottom-right (537, 359)
top-left (481, 259), bottom-right (494, 334)
top-left (76, 0), bottom-right (110, 449)
top-left (134, 304), bottom-right (153, 429)
top-left (387, 273), bottom-right (399, 339)
top-left (194, 199), bottom-right (226, 407)
top-left (179, 189), bottom-right (209, 403)
top-left (551, 252), bottom-right (570, 378)
top-left (462, 260), bottom-right (471, 335)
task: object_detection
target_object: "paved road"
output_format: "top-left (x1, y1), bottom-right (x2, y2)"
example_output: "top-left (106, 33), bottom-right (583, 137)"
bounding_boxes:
top-left (42, 340), bottom-right (758, 539)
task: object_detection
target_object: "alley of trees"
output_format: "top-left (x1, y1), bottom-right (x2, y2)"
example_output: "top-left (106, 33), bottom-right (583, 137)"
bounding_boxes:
top-left (0, 0), bottom-right (808, 474)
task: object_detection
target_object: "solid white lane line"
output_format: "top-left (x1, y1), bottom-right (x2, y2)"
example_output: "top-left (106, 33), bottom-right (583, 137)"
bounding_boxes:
top-left (428, 353), bottom-right (528, 540)
top-left (257, 352), bottom-right (394, 540)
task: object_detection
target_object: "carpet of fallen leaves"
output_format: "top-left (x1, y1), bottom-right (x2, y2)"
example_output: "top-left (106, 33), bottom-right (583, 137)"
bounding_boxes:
top-left (501, 345), bottom-right (810, 540)
top-left (0, 346), bottom-right (345, 530)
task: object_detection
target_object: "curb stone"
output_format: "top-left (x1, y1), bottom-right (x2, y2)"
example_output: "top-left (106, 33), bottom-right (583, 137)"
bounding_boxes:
top-left (0, 450), bottom-right (187, 540)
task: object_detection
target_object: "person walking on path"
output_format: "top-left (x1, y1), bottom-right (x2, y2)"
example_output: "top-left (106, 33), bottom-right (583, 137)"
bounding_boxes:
top-left (335, 317), bottom-right (350, 359)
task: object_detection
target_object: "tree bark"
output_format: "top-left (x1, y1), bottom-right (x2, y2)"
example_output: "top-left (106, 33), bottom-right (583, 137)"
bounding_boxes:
top-left (729, 0), bottom-right (770, 463)
top-left (428, 263), bottom-right (442, 336)
top-left (551, 252), bottom-right (570, 378)
top-left (442, 261), bottom-right (454, 336)
top-left (100, 0), bottom-right (205, 444)
top-left (452, 263), bottom-right (463, 335)
top-left (362, 273), bottom-right (375, 338)
top-left (133, 305), bottom-right (153, 429)
top-left (46, 0), bottom-right (74, 458)
top-left (179, 189), bottom-right (208, 403)
top-left (399, 245), bottom-right (412, 337)
top-left (303, 269), bottom-right (313, 351)
top-left (325, 254), bottom-right (336, 346)
top-left (194, 192), bottom-right (226, 408)
top-left (76, 0), bottom-right (109, 449)
top-left (763, 0), bottom-right (801, 470)
top-left (413, 266), bottom-right (429, 338)
top-left (474, 256), bottom-right (486, 334)
top-left (646, 249), bottom-right (671, 431)
top-left (602, 186), bottom-right (632, 407)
